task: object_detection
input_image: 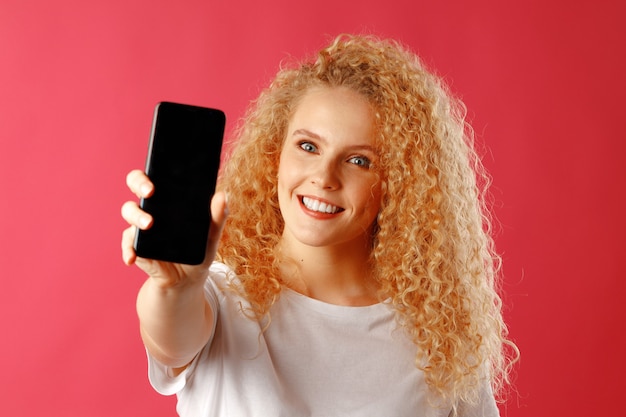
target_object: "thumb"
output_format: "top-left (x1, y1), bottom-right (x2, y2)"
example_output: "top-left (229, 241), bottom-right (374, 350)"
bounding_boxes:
top-left (204, 191), bottom-right (228, 265)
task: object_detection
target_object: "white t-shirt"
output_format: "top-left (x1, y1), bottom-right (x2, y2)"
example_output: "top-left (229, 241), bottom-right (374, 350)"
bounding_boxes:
top-left (148, 262), bottom-right (499, 417)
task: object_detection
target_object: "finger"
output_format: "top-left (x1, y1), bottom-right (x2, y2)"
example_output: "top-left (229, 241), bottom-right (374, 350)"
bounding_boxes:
top-left (121, 200), bottom-right (153, 229)
top-left (121, 226), bottom-right (138, 265)
top-left (126, 169), bottom-right (154, 199)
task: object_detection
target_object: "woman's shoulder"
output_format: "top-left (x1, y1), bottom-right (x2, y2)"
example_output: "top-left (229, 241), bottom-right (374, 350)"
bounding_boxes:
top-left (208, 261), bottom-right (235, 280)
top-left (204, 261), bottom-right (240, 304)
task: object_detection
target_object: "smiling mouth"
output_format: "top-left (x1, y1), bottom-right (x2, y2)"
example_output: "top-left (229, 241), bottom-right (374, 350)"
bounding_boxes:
top-left (301, 196), bottom-right (343, 214)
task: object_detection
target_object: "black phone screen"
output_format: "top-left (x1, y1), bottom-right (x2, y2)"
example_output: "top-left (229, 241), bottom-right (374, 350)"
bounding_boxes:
top-left (133, 102), bottom-right (225, 265)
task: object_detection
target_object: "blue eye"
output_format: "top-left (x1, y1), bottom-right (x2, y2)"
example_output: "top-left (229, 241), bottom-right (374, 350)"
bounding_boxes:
top-left (348, 156), bottom-right (371, 168)
top-left (299, 142), bottom-right (318, 153)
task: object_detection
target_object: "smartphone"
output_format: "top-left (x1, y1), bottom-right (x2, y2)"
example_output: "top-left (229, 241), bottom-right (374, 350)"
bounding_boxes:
top-left (133, 101), bottom-right (226, 265)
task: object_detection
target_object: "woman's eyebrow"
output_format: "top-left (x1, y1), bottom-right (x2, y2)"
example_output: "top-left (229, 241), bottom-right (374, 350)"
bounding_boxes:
top-left (292, 128), bottom-right (324, 141)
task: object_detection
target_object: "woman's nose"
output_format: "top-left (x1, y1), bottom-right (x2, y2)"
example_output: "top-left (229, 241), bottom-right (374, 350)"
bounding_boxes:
top-left (310, 160), bottom-right (340, 190)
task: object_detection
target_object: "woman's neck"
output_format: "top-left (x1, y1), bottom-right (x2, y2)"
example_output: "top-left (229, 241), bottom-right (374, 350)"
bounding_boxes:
top-left (277, 239), bottom-right (379, 306)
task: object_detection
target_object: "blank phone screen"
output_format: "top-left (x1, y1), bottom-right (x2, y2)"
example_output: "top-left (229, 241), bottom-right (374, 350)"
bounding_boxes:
top-left (134, 102), bottom-right (225, 265)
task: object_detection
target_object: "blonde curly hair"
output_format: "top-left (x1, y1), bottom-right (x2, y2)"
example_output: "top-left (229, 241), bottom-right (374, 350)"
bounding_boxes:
top-left (217, 34), bottom-right (516, 406)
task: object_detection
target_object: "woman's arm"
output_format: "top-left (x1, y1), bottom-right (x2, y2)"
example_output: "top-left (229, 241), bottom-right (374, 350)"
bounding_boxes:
top-left (121, 169), bottom-right (228, 369)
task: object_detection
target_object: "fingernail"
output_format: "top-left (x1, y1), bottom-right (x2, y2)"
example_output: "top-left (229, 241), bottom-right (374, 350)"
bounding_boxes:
top-left (140, 183), bottom-right (152, 197)
top-left (139, 216), bottom-right (150, 228)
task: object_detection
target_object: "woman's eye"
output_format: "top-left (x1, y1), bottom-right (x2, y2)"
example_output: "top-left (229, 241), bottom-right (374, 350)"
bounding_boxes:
top-left (299, 142), bottom-right (318, 153)
top-left (348, 156), bottom-right (372, 168)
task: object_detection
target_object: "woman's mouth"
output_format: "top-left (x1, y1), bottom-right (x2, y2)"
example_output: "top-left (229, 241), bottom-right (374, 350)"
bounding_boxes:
top-left (301, 196), bottom-right (343, 214)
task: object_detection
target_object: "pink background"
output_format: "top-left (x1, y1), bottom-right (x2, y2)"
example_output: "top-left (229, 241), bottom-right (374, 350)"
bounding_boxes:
top-left (1, 0), bottom-right (624, 415)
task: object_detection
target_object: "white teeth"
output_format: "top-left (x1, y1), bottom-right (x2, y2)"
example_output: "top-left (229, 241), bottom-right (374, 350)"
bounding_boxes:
top-left (302, 197), bottom-right (340, 214)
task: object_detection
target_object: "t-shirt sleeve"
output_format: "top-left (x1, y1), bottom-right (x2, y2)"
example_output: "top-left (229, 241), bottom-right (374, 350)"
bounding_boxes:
top-left (455, 378), bottom-right (500, 417)
top-left (146, 263), bottom-right (224, 396)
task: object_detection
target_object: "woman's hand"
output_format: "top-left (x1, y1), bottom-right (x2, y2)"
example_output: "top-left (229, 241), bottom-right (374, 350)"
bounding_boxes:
top-left (120, 169), bottom-right (228, 288)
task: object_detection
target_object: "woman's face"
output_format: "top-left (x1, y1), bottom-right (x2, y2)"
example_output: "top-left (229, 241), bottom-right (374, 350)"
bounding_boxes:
top-left (277, 86), bottom-right (381, 250)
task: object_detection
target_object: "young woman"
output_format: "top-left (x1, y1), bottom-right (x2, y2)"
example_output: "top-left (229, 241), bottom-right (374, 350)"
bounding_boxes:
top-left (121, 34), bottom-right (516, 416)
